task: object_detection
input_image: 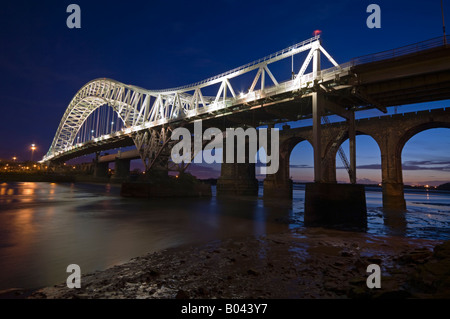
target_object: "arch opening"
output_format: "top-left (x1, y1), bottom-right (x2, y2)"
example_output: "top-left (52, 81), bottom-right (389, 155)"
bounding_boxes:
top-left (335, 134), bottom-right (382, 185)
top-left (73, 104), bottom-right (126, 146)
top-left (401, 127), bottom-right (450, 189)
top-left (289, 139), bottom-right (314, 184)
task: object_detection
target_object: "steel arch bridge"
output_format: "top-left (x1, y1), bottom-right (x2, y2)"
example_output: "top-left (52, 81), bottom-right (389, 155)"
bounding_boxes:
top-left (42, 35), bottom-right (347, 170)
top-left (42, 34), bottom-right (450, 175)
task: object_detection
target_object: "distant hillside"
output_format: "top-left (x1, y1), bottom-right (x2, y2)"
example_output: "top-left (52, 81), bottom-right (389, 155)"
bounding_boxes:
top-left (437, 183), bottom-right (450, 190)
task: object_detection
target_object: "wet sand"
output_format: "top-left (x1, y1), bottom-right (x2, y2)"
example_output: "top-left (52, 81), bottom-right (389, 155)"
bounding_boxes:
top-left (28, 227), bottom-right (450, 299)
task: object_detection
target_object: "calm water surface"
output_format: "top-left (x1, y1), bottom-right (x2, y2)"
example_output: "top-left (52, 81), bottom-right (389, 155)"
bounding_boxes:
top-left (0, 182), bottom-right (449, 291)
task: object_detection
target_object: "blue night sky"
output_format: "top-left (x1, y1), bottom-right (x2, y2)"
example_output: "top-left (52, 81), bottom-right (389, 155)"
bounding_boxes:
top-left (0, 0), bottom-right (449, 185)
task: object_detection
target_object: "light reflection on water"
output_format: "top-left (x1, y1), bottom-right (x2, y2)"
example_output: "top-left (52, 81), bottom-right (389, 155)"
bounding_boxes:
top-left (0, 182), bottom-right (449, 291)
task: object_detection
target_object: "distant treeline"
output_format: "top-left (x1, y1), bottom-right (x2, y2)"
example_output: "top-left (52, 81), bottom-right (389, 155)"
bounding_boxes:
top-left (437, 183), bottom-right (450, 190)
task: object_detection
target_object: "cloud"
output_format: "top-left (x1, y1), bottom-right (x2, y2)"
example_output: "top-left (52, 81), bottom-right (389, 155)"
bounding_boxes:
top-left (355, 164), bottom-right (381, 170)
top-left (334, 160), bottom-right (450, 171)
top-left (403, 160), bottom-right (450, 166)
top-left (336, 164), bottom-right (381, 170)
top-left (357, 178), bottom-right (379, 185)
top-left (289, 164), bottom-right (313, 169)
top-left (402, 160), bottom-right (450, 171)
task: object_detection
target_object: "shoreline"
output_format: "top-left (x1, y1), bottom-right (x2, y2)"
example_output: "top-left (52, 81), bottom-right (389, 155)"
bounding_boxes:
top-left (26, 227), bottom-right (450, 299)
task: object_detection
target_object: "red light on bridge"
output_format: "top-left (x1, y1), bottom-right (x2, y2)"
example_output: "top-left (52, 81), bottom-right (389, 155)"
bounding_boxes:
top-left (313, 30), bottom-right (322, 36)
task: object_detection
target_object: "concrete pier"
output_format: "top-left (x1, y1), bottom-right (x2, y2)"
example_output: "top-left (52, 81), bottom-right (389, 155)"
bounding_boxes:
top-left (304, 183), bottom-right (367, 228)
top-left (111, 158), bottom-right (131, 183)
top-left (382, 182), bottom-right (406, 211)
top-left (121, 173), bottom-right (211, 198)
top-left (94, 162), bottom-right (109, 179)
top-left (216, 137), bottom-right (259, 197)
top-left (263, 177), bottom-right (293, 199)
top-left (216, 162), bottom-right (259, 196)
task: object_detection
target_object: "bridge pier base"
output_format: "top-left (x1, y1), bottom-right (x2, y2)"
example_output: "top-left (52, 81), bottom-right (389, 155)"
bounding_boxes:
top-left (121, 172), bottom-right (211, 198)
top-left (217, 162), bottom-right (259, 196)
top-left (263, 178), bottom-right (293, 199)
top-left (304, 183), bottom-right (367, 229)
top-left (382, 182), bottom-right (406, 211)
top-left (111, 158), bottom-right (131, 183)
top-left (94, 162), bottom-right (109, 179)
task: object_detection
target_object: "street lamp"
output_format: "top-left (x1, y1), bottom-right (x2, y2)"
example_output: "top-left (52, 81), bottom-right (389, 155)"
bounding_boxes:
top-left (12, 156), bottom-right (17, 162)
top-left (30, 144), bottom-right (36, 161)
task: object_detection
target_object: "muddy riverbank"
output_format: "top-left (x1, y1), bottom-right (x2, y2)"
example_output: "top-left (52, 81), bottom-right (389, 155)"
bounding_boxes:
top-left (28, 227), bottom-right (450, 299)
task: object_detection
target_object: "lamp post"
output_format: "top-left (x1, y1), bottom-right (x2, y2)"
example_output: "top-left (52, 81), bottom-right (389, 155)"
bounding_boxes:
top-left (30, 144), bottom-right (36, 161)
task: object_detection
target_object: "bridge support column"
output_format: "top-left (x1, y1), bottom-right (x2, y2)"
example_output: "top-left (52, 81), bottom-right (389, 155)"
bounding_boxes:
top-left (312, 92), bottom-right (323, 182)
top-left (111, 158), bottom-right (131, 183)
top-left (216, 138), bottom-right (258, 196)
top-left (122, 147), bottom-right (211, 198)
top-left (305, 94), bottom-right (366, 228)
top-left (263, 130), bottom-right (292, 198)
top-left (381, 136), bottom-right (406, 211)
top-left (94, 162), bottom-right (109, 179)
top-left (304, 183), bottom-right (367, 228)
top-left (263, 173), bottom-right (293, 198)
top-left (348, 111), bottom-right (357, 184)
top-left (382, 182), bottom-right (406, 211)
top-left (217, 162), bottom-right (259, 196)
top-left (321, 156), bottom-right (337, 183)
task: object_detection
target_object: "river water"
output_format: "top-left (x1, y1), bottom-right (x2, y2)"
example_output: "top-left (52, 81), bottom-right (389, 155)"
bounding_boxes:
top-left (0, 181), bottom-right (449, 292)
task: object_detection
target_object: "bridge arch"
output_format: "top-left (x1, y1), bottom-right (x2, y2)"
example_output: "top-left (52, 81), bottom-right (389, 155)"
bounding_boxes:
top-left (45, 78), bottom-right (148, 160)
top-left (288, 138), bottom-right (314, 183)
top-left (396, 122), bottom-right (450, 194)
top-left (322, 129), bottom-right (383, 184)
top-left (401, 127), bottom-right (450, 188)
top-left (396, 121), bottom-right (450, 161)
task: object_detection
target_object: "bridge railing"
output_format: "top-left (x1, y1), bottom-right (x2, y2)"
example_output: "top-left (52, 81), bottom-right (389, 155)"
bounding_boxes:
top-left (350, 36), bottom-right (449, 66)
top-left (150, 35), bottom-right (321, 93)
